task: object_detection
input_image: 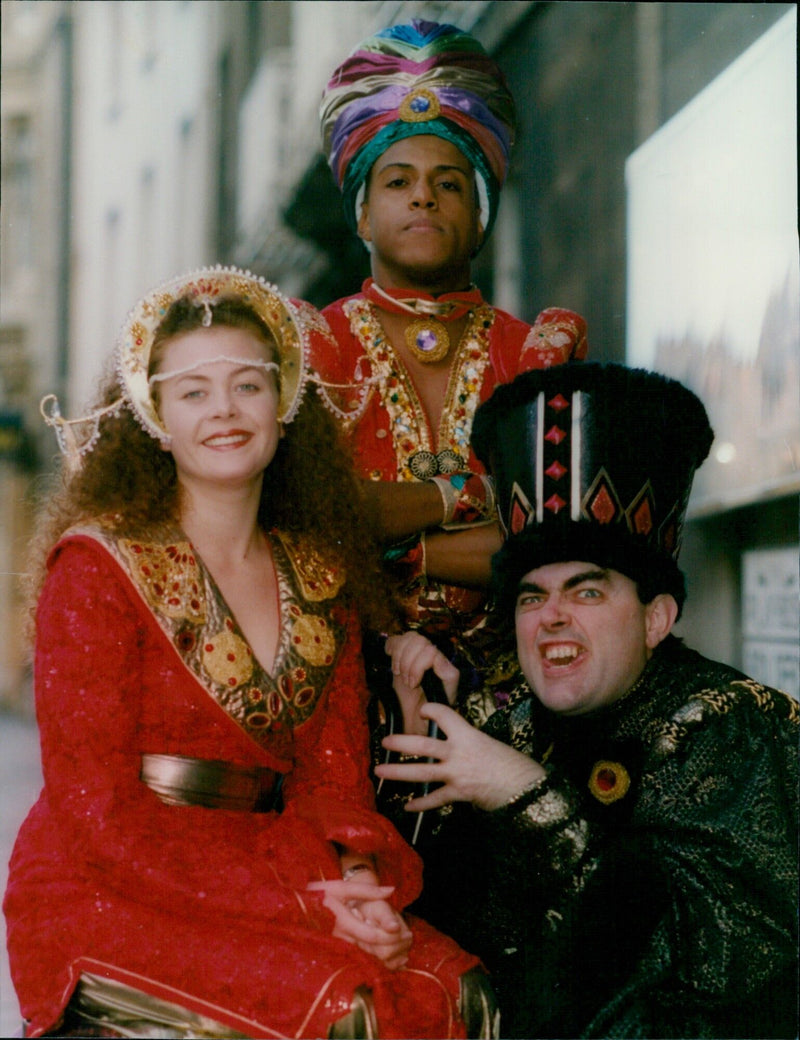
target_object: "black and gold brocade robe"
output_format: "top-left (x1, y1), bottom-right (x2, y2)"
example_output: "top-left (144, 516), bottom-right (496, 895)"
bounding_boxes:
top-left (411, 635), bottom-right (798, 1039)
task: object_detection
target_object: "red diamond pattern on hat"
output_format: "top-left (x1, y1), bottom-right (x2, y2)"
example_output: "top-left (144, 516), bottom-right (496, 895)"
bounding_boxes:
top-left (588, 483), bottom-right (618, 525)
top-left (544, 494), bottom-right (567, 514)
top-left (545, 460), bottom-right (567, 481)
top-left (627, 483), bottom-right (656, 537)
top-left (510, 500), bottom-right (528, 534)
top-left (661, 518), bottom-right (678, 554)
top-left (631, 499), bottom-right (653, 536)
top-left (582, 468), bottom-right (622, 526)
top-left (658, 503), bottom-right (681, 556)
top-left (509, 483), bottom-right (534, 535)
top-left (548, 393), bottom-right (569, 412)
top-left (544, 425), bottom-right (566, 445)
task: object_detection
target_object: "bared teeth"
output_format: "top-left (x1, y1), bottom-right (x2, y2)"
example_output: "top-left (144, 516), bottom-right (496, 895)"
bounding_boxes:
top-left (544, 645), bottom-right (579, 663)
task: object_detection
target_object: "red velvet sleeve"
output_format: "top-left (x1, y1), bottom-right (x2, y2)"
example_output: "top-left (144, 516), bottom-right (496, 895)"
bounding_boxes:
top-left (313, 298), bottom-right (376, 423)
top-left (32, 540), bottom-right (337, 933)
top-left (488, 306), bottom-right (588, 386)
top-left (312, 300), bottom-right (355, 391)
top-left (317, 299), bottom-right (355, 378)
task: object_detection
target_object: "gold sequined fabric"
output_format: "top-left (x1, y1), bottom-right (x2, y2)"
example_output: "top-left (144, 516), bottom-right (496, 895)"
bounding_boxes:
top-left (69, 520), bottom-right (345, 768)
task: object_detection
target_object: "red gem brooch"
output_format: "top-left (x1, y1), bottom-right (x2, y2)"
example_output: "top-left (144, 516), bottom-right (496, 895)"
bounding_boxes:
top-left (588, 760), bottom-right (631, 804)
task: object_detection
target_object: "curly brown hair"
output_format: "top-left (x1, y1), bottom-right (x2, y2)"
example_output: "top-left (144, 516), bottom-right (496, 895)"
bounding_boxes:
top-left (25, 297), bottom-right (398, 635)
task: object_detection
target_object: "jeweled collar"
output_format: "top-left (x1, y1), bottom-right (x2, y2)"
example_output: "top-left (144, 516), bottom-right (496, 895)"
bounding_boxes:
top-left (362, 278), bottom-right (483, 322)
top-left (343, 295), bottom-right (493, 478)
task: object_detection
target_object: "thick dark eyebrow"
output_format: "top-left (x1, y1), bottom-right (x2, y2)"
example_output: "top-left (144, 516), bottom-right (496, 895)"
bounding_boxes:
top-left (375, 160), bottom-right (471, 178)
top-left (563, 569), bottom-right (610, 590)
top-left (517, 569), bottom-right (610, 597)
top-left (517, 580), bottom-right (546, 597)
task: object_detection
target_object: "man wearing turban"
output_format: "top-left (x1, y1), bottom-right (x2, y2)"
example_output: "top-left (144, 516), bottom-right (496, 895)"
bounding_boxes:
top-left (314, 19), bottom-right (588, 703)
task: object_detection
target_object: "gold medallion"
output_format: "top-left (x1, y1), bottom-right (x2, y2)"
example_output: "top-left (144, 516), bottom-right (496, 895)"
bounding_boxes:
top-left (405, 317), bottom-right (450, 363)
top-left (399, 88), bottom-right (441, 123)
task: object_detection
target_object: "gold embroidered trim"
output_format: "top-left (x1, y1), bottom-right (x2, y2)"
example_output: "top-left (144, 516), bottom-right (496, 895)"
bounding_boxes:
top-left (343, 298), bottom-right (494, 480)
top-left (67, 524), bottom-right (344, 764)
top-left (653, 679), bottom-right (799, 758)
top-left (279, 530), bottom-right (345, 601)
top-left (118, 539), bottom-right (205, 623)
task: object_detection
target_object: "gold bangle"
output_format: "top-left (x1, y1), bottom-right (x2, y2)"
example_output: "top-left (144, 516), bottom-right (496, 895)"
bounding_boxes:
top-left (430, 475), bottom-right (459, 524)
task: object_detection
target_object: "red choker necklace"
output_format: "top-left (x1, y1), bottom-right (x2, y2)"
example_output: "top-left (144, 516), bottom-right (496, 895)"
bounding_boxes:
top-left (363, 279), bottom-right (482, 363)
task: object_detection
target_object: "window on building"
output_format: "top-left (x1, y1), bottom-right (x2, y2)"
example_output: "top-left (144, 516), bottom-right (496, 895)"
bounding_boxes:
top-left (1, 114), bottom-right (35, 273)
top-left (626, 8), bottom-right (798, 512)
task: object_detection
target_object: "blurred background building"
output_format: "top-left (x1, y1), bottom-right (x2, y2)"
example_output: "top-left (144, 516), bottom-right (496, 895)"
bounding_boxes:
top-left (1, 0), bottom-right (798, 717)
top-left (1, 5), bottom-right (797, 1031)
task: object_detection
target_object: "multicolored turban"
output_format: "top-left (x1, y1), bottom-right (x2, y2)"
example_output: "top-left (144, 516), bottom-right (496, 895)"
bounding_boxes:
top-left (320, 19), bottom-right (516, 237)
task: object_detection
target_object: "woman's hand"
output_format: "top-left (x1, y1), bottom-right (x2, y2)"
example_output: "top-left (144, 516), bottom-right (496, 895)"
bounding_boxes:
top-left (385, 632), bottom-right (459, 735)
top-left (307, 878), bottom-right (413, 970)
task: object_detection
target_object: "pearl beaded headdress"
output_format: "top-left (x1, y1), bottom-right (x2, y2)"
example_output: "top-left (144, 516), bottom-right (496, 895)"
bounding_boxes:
top-left (41, 266), bottom-right (311, 470)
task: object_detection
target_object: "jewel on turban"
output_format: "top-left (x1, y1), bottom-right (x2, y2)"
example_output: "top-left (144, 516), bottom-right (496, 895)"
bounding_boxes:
top-left (320, 19), bottom-right (516, 238)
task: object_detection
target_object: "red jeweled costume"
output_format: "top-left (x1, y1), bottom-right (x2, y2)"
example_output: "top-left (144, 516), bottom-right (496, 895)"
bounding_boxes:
top-left (318, 21), bottom-right (587, 660)
top-left (317, 280), bottom-right (587, 646)
top-left (3, 522), bottom-right (477, 1038)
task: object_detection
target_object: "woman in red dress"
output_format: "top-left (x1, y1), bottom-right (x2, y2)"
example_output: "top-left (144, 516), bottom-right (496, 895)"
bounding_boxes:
top-left (3, 267), bottom-right (488, 1039)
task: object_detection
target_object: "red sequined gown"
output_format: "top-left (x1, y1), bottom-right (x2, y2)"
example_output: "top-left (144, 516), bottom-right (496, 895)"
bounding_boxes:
top-left (3, 522), bottom-right (478, 1038)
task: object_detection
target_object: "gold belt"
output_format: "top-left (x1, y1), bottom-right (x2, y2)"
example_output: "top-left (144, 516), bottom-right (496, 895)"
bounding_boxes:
top-left (71, 971), bottom-right (250, 1038)
top-left (140, 753), bottom-right (282, 812)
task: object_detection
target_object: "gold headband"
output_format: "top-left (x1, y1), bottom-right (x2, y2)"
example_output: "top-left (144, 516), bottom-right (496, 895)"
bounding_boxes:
top-left (116, 266), bottom-right (307, 441)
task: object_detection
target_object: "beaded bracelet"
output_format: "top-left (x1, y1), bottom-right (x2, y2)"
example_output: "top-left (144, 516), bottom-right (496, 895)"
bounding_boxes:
top-left (430, 473), bottom-right (496, 526)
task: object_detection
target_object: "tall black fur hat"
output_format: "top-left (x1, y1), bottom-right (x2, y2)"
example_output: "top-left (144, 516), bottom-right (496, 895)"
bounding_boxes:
top-left (472, 362), bottom-right (714, 616)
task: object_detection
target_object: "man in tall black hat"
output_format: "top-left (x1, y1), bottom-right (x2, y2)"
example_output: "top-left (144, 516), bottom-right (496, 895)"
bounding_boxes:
top-left (375, 362), bottom-right (798, 1039)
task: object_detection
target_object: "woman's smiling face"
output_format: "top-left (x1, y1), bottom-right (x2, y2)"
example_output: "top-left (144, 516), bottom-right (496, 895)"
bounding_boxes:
top-left (155, 326), bottom-right (281, 490)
